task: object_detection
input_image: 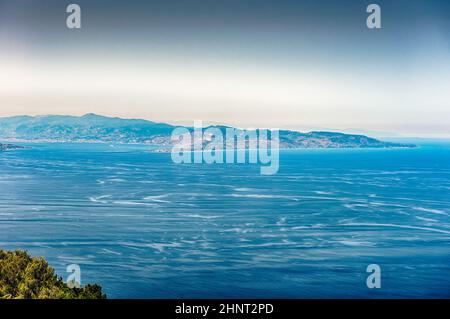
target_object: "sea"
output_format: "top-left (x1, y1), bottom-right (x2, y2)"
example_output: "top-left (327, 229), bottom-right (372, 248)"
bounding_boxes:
top-left (0, 141), bottom-right (449, 298)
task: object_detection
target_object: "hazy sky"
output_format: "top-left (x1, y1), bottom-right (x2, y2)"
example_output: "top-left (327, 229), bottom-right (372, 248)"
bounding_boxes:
top-left (0, 0), bottom-right (449, 137)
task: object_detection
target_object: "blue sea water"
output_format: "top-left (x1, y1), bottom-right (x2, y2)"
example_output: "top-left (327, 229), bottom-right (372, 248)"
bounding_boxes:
top-left (0, 142), bottom-right (449, 298)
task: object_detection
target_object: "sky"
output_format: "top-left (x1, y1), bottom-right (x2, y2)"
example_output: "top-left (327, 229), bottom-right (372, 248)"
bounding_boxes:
top-left (0, 0), bottom-right (449, 137)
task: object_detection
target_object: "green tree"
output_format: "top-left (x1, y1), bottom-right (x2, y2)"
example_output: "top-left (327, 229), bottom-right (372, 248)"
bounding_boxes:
top-left (0, 249), bottom-right (106, 299)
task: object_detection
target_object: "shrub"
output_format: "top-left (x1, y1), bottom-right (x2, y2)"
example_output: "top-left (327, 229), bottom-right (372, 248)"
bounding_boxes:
top-left (0, 249), bottom-right (106, 299)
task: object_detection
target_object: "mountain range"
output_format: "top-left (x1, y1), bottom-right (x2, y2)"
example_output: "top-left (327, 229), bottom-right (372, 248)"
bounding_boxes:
top-left (0, 114), bottom-right (415, 149)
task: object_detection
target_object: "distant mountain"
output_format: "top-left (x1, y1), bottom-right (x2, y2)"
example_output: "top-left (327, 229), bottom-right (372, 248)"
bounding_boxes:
top-left (0, 114), bottom-right (415, 149)
top-left (0, 113), bottom-right (174, 144)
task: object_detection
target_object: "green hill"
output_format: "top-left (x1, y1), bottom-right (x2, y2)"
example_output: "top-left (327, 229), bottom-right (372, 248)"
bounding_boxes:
top-left (0, 113), bottom-right (415, 148)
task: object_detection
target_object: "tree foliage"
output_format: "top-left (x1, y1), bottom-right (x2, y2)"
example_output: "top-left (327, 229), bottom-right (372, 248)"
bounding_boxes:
top-left (0, 249), bottom-right (106, 299)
